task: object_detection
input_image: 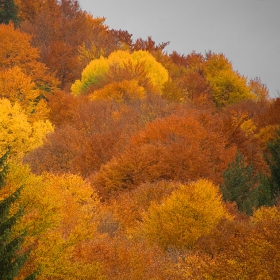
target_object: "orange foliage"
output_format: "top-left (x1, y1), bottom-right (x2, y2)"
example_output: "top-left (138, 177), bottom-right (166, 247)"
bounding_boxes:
top-left (163, 51), bottom-right (212, 104)
top-left (1, 3), bottom-right (276, 278)
top-left (179, 206), bottom-right (280, 279)
top-left (0, 67), bottom-right (50, 122)
top-left (74, 234), bottom-right (182, 280)
top-left (0, 23), bottom-right (58, 91)
top-left (221, 108), bottom-right (267, 172)
top-left (249, 77), bottom-right (270, 102)
top-left (106, 181), bottom-right (179, 231)
top-left (256, 97), bottom-right (280, 128)
top-left (18, 0), bottom-right (115, 89)
top-left (24, 99), bottom-right (131, 177)
top-left (92, 109), bottom-right (236, 199)
top-left (91, 79), bottom-right (146, 103)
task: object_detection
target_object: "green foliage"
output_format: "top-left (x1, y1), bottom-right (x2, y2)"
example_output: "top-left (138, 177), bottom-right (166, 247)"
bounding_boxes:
top-left (265, 128), bottom-right (280, 198)
top-left (221, 152), bottom-right (258, 214)
top-left (221, 152), bottom-right (274, 215)
top-left (0, 0), bottom-right (19, 26)
top-left (255, 172), bottom-right (274, 207)
top-left (0, 152), bottom-right (30, 279)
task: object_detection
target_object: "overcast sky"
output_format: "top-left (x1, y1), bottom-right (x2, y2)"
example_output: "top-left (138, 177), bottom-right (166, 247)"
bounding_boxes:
top-left (79, 0), bottom-right (280, 97)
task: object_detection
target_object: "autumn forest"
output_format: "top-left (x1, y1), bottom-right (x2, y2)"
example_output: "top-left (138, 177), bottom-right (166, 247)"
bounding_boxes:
top-left (0, 0), bottom-right (280, 279)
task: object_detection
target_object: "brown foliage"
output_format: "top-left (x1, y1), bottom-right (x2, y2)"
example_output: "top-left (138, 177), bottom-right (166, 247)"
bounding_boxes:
top-left (24, 100), bottom-right (128, 177)
top-left (25, 92), bottom-right (175, 179)
top-left (256, 97), bottom-right (280, 128)
top-left (132, 36), bottom-right (169, 53)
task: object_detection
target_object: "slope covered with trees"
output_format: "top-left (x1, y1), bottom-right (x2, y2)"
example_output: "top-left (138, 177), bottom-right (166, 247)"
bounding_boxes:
top-left (0, 0), bottom-right (280, 279)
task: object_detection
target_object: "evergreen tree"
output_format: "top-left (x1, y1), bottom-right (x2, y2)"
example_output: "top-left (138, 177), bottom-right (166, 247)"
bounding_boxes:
top-left (221, 152), bottom-right (257, 215)
top-left (0, 152), bottom-right (36, 280)
top-left (255, 172), bottom-right (274, 207)
top-left (0, 0), bottom-right (19, 25)
top-left (265, 128), bottom-right (280, 199)
top-left (221, 152), bottom-right (274, 215)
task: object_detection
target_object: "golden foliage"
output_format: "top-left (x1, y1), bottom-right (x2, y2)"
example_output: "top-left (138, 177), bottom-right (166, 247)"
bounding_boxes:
top-left (6, 164), bottom-right (103, 279)
top-left (204, 53), bottom-right (254, 107)
top-left (0, 67), bottom-right (49, 122)
top-left (90, 79), bottom-right (146, 103)
top-left (71, 50), bottom-right (168, 96)
top-left (0, 98), bottom-right (53, 159)
top-left (178, 206), bottom-right (280, 279)
top-left (141, 179), bottom-right (228, 249)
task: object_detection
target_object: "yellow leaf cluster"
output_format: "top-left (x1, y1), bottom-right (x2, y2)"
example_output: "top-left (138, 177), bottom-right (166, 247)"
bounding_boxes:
top-left (0, 98), bottom-right (53, 159)
top-left (0, 67), bottom-right (49, 122)
top-left (142, 179), bottom-right (228, 250)
top-left (240, 118), bottom-right (256, 137)
top-left (6, 163), bottom-right (102, 279)
top-left (90, 79), bottom-right (146, 103)
top-left (256, 124), bottom-right (279, 146)
top-left (71, 50), bottom-right (169, 96)
top-left (204, 53), bottom-right (254, 106)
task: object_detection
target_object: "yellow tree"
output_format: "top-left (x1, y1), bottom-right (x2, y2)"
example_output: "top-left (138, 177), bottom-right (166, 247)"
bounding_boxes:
top-left (6, 163), bottom-right (104, 279)
top-left (105, 181), bottom-right (179, 233)
top-left (71, 50), bottom-right (168, 97)
top-left (0, 98), bottom-right (53, 159)
top-left (204, 52), bottom-right (254, 107)
top-left (0, 67), bottom-right (49, 122)
top-left (141, 179), bottom-right (229, 250)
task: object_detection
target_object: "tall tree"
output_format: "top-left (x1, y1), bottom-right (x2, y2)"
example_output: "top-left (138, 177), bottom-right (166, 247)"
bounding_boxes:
top-left (265, 128), bottom-right (280, 199)
top-left (221, 152), bottom-right (273, 215)
top-left (0, 152), bottom-right (35, 279)
top-left (204, 52), bottom-right (253, 107)
top-left (221, 152), bottom-right (258, 215)
top-left (0, 0), bottom-right (19, 25)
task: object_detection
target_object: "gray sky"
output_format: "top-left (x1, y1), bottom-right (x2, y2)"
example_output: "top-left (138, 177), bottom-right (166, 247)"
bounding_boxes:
top-left (79, 0), bottom-right (280, 97)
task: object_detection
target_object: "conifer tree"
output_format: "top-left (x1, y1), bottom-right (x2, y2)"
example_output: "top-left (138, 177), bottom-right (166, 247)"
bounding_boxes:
top-left (221, 152), bottom-right (274, 215)
top-left (0, 0), bottom-right (19, 25)
top-left (265, 128), bottom-right (280, 199)
top-left (221, 152), bottom-right (258, 215)
top-left (0, 152), bottom-right (36, 280)
top-left (255, 172), bottom-right (274, 207)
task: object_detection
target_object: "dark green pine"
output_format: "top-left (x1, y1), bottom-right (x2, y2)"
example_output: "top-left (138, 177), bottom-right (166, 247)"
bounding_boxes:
top-left (220, 152), bottom-right (259, 215)
top-left (265, 128), bottom-right (280, 198)
top-left (0, 0), bottom-right (20, 25)
top-left (0, 152), bottom-right (37, 280)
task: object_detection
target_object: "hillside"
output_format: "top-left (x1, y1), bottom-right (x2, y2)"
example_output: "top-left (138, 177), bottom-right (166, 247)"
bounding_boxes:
top-left (1, 0), bottom-right (280, 279)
